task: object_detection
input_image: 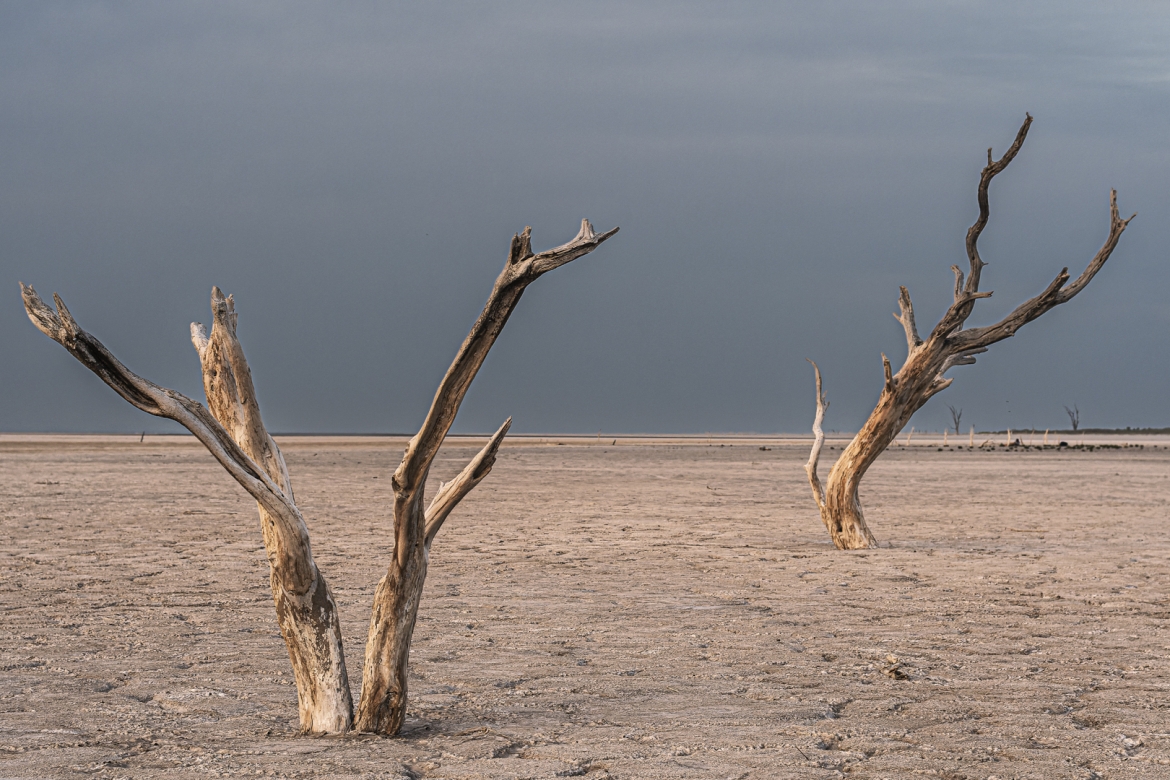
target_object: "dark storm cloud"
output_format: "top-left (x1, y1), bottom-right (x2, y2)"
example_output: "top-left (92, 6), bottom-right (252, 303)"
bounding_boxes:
top-left (2, 1), bottom-right (1168, 434)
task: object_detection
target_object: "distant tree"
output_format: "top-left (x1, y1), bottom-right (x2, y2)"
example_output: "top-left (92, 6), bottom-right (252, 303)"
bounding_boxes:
top-left (21, 219), bottom-right (617, 735)
top-left (805, 115), bottom-right (1133, 550)
top-left (1064, 404), bottom-right (1080, 432)
top-left (947, 405), bottom-right (963, 435)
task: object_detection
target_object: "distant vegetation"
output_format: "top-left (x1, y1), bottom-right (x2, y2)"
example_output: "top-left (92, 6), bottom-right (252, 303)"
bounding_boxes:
top-left (985, 427), bottom-right (1170, 435)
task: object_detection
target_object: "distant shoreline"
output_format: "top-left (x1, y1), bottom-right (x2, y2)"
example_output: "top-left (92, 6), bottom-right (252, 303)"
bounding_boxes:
top-left (4, 428), bottom-right (1170, 438)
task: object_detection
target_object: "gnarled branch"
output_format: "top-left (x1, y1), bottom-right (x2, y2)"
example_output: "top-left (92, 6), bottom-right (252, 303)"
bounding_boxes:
top-left (950, 190), bottom-right (1133, 353)
top-left (963, 113), bottom-right (1032, 298)
top-left (803, 115), bottom-right (1131, 550)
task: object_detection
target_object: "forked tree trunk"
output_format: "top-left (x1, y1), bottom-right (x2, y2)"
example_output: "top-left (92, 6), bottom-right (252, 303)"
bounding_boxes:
top-left (21, 218), bottom-right (617, 734)
top-left (355, 220), bottom-right (614, 733)
top-left (805, 115), bottom-right (1133, 549)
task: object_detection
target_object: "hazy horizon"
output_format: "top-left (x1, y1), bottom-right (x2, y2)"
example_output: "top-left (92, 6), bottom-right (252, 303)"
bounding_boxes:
top-left (3, 2), bottom-right (1168, 435)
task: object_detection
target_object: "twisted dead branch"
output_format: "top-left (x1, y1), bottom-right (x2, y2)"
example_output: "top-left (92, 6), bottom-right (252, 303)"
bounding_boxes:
top-left (805, 115), bottom-right (1133, 549)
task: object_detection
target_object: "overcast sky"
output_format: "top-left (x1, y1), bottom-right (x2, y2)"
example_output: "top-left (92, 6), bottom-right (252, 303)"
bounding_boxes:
top-left (2, 1), bottom-right (1168, 434)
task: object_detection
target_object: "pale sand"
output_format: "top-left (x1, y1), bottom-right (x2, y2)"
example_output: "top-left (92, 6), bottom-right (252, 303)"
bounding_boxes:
top-left (2, 435), bottom-right (1169, 778)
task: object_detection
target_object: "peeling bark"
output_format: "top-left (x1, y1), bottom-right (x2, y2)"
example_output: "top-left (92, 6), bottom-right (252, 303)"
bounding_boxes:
top-left (804, 115), bottom-right (1133, 549)
top-left (21, 218), bottom-right (617, 735)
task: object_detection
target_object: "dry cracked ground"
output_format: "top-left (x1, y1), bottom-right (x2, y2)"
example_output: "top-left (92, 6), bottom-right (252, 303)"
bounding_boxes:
top-left (2, 434), bottom-right (1170, 779)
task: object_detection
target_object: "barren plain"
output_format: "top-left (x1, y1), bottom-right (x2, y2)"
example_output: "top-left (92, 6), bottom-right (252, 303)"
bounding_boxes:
top-left (2, 434), bottom-right (1170, 779)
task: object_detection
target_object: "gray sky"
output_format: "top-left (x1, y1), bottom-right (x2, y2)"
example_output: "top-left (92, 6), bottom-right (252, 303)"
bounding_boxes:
top-left (3, 1), bottom-right (1168, 434)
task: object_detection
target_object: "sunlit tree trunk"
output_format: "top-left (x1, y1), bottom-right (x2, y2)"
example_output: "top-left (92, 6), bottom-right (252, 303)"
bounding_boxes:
top-left (805, 116), bottom-right (1132, 549)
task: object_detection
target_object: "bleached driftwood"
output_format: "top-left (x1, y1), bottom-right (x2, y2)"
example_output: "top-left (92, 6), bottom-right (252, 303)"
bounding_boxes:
top-left (21, 218), bottom-right (617, 734)
top-left (805, 115), bottom-right (1133, 549)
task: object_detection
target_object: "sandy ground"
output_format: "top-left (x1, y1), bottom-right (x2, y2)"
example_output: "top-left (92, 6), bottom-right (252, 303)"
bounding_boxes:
top-left (2, 434), bottom-right (1170, 779)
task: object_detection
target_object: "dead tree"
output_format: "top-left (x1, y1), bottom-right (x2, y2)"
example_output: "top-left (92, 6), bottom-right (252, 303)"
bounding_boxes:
top-left (805, 115), bottom-right (1132, 550)
top-left (947, 405), bottom-right (963, 435)
top-left (1064, 404), bottom-right (1080, 432)
top-left (21, 219), bottom-right (617, 734)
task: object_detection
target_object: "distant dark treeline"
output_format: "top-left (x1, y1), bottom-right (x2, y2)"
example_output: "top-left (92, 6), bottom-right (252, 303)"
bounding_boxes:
top-left (986, 427), bottom-right (1170, 435)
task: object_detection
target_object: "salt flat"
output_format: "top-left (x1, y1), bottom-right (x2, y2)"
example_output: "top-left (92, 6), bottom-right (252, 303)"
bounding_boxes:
top-left (2, 434), bottom-right (1169, 778)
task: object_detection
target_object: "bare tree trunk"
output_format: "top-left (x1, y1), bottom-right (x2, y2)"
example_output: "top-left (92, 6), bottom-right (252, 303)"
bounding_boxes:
top-left (21, 218), bottom-right (617, 736)
top-left (806, 360), bottom-right (878, 549)
top-left (192, 288), bottom-right (353, 732)
top-left (355, 219), bottom-right (617, 734)
top-left (805, 115), bottom-right (1133, 549)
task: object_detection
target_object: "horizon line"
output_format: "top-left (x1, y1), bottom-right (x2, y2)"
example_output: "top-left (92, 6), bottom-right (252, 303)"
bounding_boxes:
top-left (4, 427), bottom-right (1170, 438)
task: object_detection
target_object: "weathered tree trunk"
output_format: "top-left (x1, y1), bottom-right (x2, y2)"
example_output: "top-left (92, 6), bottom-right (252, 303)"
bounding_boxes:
top-left (20, 217), bottom-right (617, 735)
top-left (355, 219), bottom-right (617, 734)
top-left (805, 115), bottom-right (1133, 549)
top-left (804, 359), bottom-right (878, 550)
top-left (192, 289), bottom-right (353, 732)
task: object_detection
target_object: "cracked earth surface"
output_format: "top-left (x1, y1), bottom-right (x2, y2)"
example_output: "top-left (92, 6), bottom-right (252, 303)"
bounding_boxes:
top-left (2, 435), bottom-right (1169, 779)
